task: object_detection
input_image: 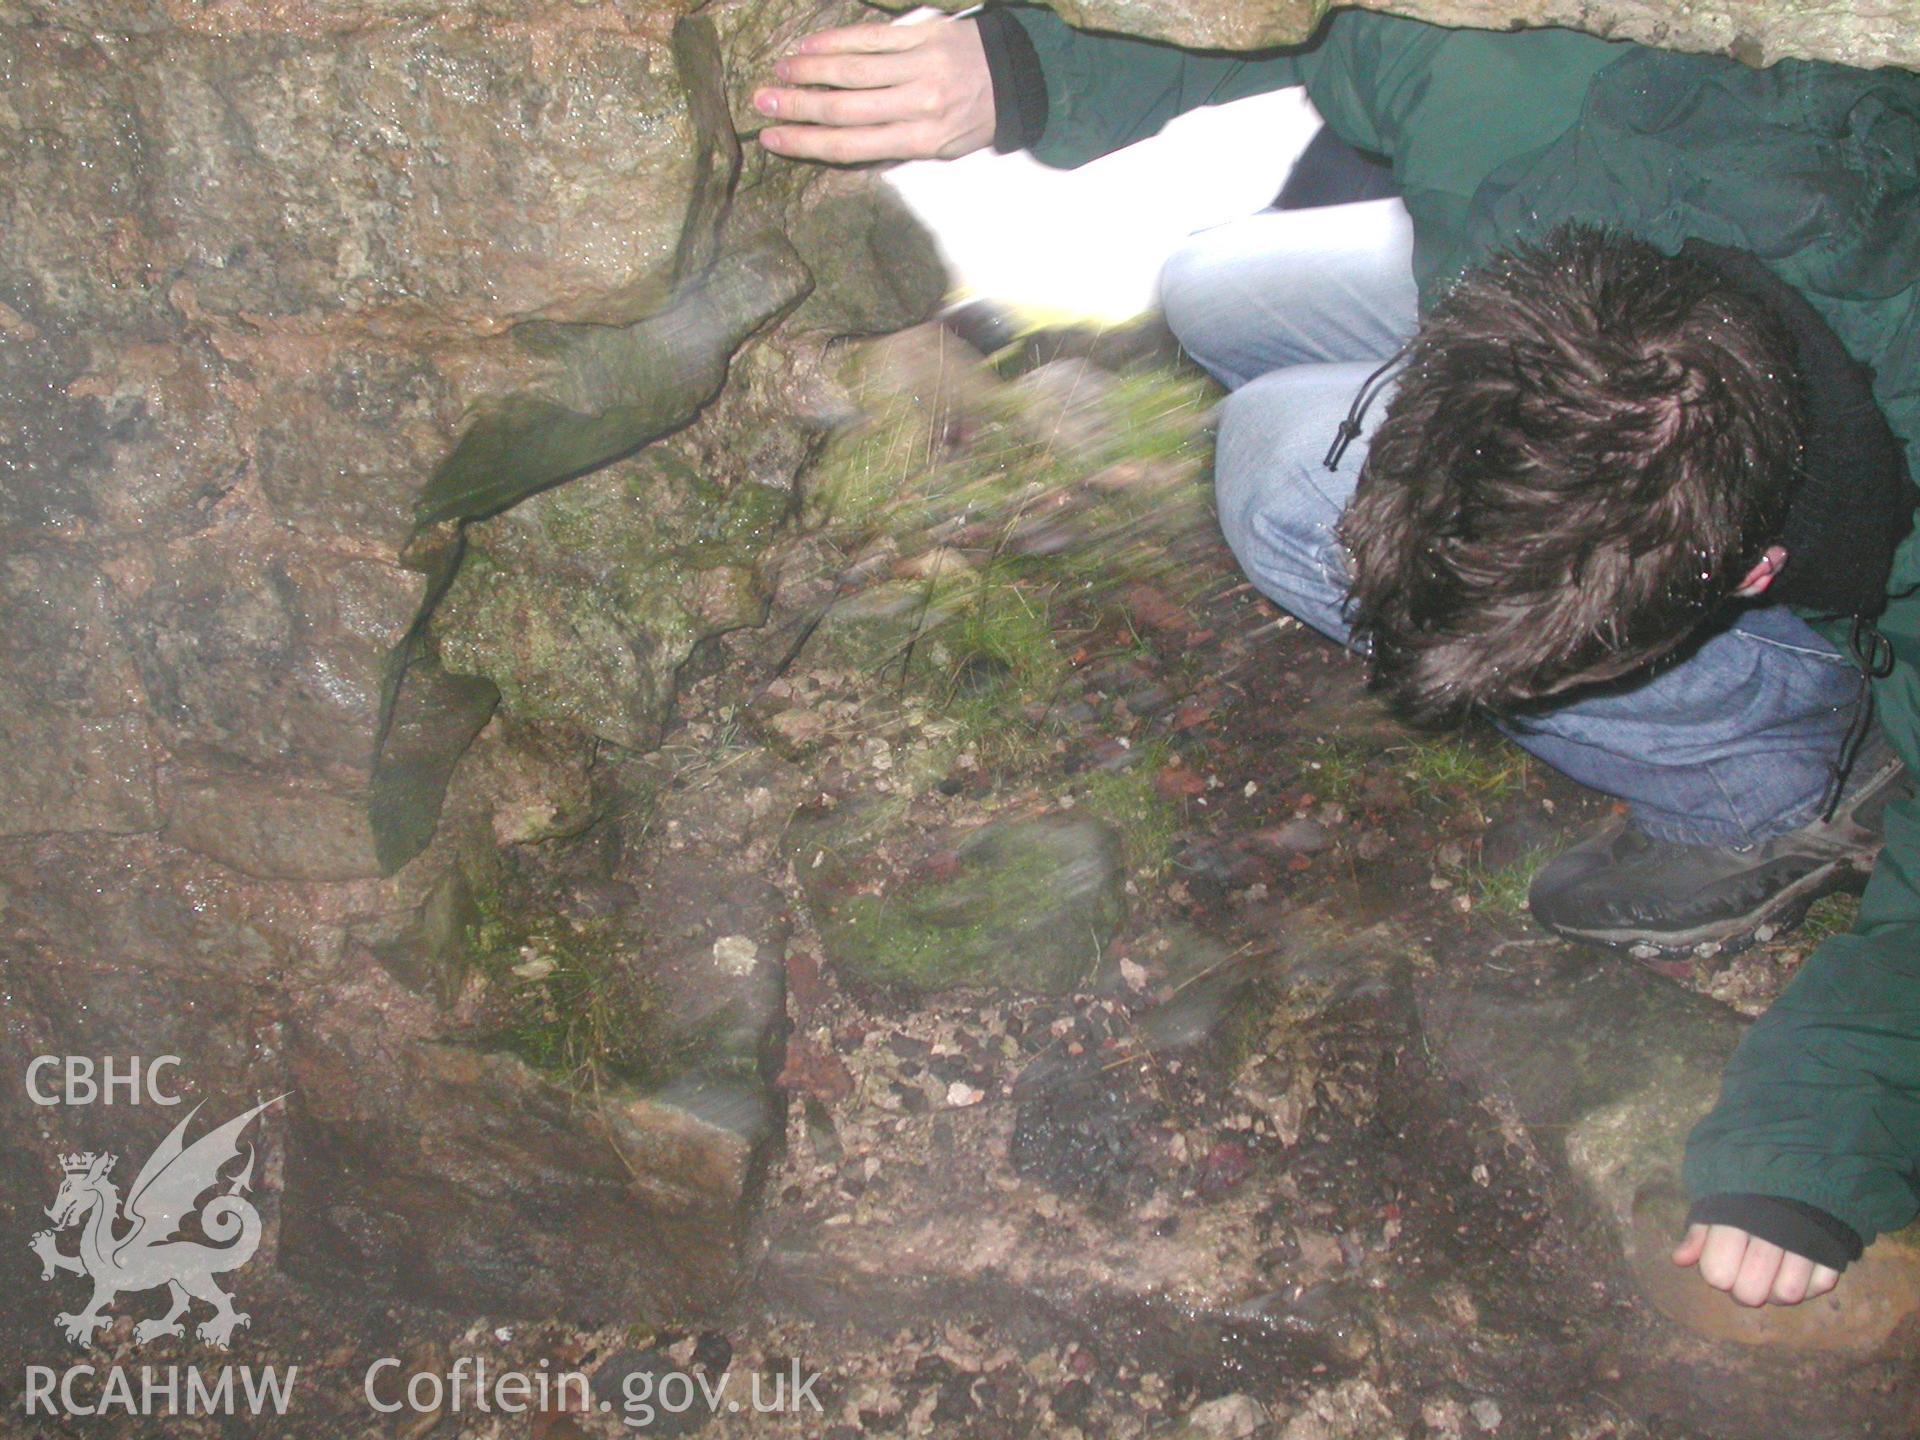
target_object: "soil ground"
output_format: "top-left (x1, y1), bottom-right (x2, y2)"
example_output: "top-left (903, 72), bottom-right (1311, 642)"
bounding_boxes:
top-left (16, 323), bottom-right (1916, 1440)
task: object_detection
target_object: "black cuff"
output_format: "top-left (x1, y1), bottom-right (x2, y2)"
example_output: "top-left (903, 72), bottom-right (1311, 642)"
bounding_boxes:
top-left (976, 7), bottom-right (1048, 153)
top-left (1687, 1193), bottom-right (1864, 1273)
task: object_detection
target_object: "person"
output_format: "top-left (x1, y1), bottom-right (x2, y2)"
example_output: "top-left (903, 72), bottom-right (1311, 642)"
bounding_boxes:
top-left (750, 7), bottom-right (1920, 1310)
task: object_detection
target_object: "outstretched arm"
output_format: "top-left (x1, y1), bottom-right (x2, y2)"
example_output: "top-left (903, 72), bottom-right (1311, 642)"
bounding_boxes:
top-left (1680, 524), bottom-right (1920, 1299)
top-left (753, 5), bottom-right (1305, 169)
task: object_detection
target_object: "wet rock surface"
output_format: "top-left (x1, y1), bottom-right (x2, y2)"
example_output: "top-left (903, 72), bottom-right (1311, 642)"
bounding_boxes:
top-left (0, 546), bottom-right (159, 836)
top-left (0, 0), bottom-right (942, 1363)
top-left (1042, 0), bottom-right (1920, 72)
top-left (435, 454), bottom-right (789, 752)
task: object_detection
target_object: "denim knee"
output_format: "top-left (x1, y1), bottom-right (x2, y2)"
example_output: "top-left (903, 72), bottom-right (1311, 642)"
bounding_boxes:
top-left (1159, 240), bottom-right (1233, 383)
top-left (1212, 372), bottom-right (1363, 643)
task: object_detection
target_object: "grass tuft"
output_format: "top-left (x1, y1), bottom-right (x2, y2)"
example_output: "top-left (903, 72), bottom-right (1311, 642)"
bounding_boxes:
top-left (1469, 846), bottom-right (1556, 917)
top-left (1397, 734), bottom-right (1526, 807)
top-left (1794, 892), bottom-right (1860, 946)
top-left (1298, 739), bottom-right (1369, 806)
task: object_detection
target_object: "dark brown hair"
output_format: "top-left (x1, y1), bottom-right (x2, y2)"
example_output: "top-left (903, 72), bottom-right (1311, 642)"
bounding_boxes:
top-left (1340, 225), bottom-right (1802, 722)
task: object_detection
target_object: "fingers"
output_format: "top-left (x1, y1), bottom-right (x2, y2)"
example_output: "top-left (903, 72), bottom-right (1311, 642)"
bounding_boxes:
top-left (1767, 1251), bottom-right (1815, 1304)
top-left (759, 121), bottom-right (947, 165)
top-left (791, 21), bottom-right (929, 56)
top-left (1679, 1223), bottom-right (1844, 1307)
top-left (1707, 1231), bottom-right (1783, 1307)
top-left (1731, 1234), bottom-right (1788, 1306)
top-left (751, 43), bottom-right (938, 131)
top-left (756, 81), bottom-right (932, 129)
top-left (1692, 1224), bottom-right (1751, 1291)
top-left (1691, 1223), bottom-right (1773, 1304)
top-left (774, 50), bottom-right (918, 90)
top-left (753, 15), bottom-right (994, 164)
top-left (1670, 1223), bottom-right (1708, 1267)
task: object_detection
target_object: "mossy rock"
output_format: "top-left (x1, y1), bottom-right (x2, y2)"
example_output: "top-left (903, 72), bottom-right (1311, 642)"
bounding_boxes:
top-left (793, 806), bottom-right (1127, 996)
top-left (785, 177), bottom-right (947, 339)
top-left (434, 449), bottom-right (787, 749)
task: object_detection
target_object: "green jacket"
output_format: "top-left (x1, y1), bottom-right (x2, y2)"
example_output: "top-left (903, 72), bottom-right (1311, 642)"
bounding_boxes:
top-left (1011, 5), bottom-right (1920, 1248)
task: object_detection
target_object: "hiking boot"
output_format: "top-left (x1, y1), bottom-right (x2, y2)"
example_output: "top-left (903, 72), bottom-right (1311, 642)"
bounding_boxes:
top-left (1528, 736), bottom-right (1909, 962)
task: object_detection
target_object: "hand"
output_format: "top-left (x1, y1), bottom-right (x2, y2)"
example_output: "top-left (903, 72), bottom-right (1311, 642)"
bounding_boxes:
top-left (753, 17), bottom-right (997, 164)
top-left (1672, 1222), bottom-right (1841, 1306)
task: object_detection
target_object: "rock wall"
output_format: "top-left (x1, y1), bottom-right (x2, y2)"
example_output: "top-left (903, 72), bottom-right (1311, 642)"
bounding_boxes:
top-left (0, 0), bottom-right (941, 1334)
top-left (1039, 0), bottom-right (1920, 71)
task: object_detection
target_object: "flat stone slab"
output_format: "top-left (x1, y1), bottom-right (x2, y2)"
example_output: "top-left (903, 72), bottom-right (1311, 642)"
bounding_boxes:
top-left (1420, 953), bottom-right (1920, 1351)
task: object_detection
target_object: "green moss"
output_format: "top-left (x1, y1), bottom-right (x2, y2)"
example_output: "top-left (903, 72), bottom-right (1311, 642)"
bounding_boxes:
top-left (935, 691), bottom-right (1058, 779)
top-left (459, 881), bottom-right (692, 1093)
top-left (537, 448), bottom-right (791, 571)
top-left (804, 360), bottom-right (1209, 548)
top-left (803, 814), bottom-right (1126, 996)
top-left (434, 449), bottom-right (781, 748)
top-left (824, 892), bottom-right (1003, 991)
top-left (1074, 744), bottom-right (1178, 876)
top-left (794, 353), bottom-right (1226, 803)
top-left (799, 349), bottom-right (1219, 698)
top-left (644, 462), bottom-right (795, 569)
top-left (802, 396), bottom-right (934, 531)
top-left (928, 577), bottom-right (1068, 762)
top-left (1089, 369), bottom-right (1213, 467)
top-left (820, 828), bottom-right (1115, 995)
top-left (805, 567), bottom-right (1070, 779)
top-left (944, 581), bottom-right (1062, 688)
top-left (909, 571), bottom-right (1142, 788)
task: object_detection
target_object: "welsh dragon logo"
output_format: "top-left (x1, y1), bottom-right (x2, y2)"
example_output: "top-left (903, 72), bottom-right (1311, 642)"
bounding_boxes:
top-left (30, 1096), bottom-right (285, 1350)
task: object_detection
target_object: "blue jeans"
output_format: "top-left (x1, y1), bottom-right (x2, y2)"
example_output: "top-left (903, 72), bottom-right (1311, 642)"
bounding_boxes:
top-left (1165, 201), bottom-right (1865, 847)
